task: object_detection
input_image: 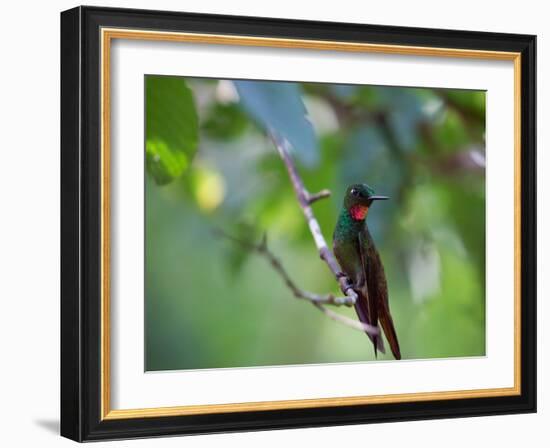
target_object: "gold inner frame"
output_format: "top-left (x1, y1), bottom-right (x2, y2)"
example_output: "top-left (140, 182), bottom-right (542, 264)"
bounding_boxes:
top-left (100, 28), bottom-right (522, 420)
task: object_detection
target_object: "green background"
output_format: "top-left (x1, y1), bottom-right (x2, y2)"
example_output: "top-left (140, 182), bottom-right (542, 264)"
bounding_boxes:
top-left (145, 76), bottom-right (486, 371)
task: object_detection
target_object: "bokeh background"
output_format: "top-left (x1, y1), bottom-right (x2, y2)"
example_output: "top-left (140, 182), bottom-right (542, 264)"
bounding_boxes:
top-left (145, 75), bottom-right (486, 371)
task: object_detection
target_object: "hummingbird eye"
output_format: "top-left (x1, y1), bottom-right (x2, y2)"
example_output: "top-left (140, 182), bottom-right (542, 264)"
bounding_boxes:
top-left (350, 188), bottom-right (359, 197)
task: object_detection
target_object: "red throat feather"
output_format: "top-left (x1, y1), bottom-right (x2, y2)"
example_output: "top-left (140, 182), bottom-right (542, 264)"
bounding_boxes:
top-left (350, 205), bottom-right (369, 221)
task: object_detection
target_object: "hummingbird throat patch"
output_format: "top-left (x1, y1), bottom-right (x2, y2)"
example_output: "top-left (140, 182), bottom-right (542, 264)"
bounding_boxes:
top-left (350, 205), bottom-right (369, 221)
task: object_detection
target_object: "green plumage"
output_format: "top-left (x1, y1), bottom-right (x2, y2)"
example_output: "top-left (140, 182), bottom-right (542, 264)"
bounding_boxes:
top-left (333, 184), bottom-right (401, 360)
top-left (333, 207), bottom-right (363, 241)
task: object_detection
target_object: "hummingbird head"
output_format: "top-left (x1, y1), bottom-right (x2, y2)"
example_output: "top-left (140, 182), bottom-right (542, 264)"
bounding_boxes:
top-left (344, 183), bottom-right (389, 221)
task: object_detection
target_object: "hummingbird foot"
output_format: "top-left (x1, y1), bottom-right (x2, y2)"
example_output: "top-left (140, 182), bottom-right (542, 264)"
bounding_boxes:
top-left (336, 271), bottom-right (354, 288)
top-left (336, 271), bottom-right (347, 280)
top-left (335, 272), bottom-right (356, 306)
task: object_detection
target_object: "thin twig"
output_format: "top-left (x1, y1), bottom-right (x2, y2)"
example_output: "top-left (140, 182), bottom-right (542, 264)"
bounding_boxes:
top-left (306, 189), bottom-right (331, 204)
top-left (312, 303), bottom-right (380, 333)
top-left (215, 229), bottom-right (379, 335)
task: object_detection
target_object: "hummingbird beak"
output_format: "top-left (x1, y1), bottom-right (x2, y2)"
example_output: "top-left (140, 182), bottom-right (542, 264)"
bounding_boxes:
top-left (369, 195), bottom-right (389, 201)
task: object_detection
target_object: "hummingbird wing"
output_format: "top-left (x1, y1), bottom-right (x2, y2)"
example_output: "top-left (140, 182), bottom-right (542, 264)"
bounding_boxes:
top-left (353, 291), bottom-right (386, 356)
top-left (333, 233), bottom-right (385, 355)
top-left (359, 230), bottom-right (401, 360)
top-left (357, 233), bottom-right (385, 356)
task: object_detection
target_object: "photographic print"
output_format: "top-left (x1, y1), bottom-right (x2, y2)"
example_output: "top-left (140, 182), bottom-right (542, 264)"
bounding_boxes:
top-left (144, 76), bottom-right (486, 371)
top-left (61, 8), bottom-right (536, 440)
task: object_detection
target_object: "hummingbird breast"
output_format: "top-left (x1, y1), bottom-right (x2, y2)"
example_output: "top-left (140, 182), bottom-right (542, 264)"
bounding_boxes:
top-left (333, 209), bottom-right (366, 287)
top-left (334, 238), bottom-right (363, 287)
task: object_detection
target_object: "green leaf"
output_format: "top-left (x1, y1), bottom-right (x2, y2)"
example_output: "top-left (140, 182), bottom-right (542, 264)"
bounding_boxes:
top-left (444, 90), bottom-right (486, 122)
top-left (146, 76), bottom-right (198, 185)
top-left (234, 80), bottom-right (319, 167)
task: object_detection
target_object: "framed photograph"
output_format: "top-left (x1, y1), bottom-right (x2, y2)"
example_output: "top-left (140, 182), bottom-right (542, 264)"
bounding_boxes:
top-left (60, 6), bottom-right (536, 442)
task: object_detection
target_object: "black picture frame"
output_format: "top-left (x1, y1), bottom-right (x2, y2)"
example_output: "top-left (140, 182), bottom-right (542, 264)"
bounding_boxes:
top-left (61, 5), bottom-right (536, 442)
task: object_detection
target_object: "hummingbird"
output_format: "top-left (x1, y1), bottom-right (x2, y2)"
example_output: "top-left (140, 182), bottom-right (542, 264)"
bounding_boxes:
top-left (333, 183), bottom-right (401, 360)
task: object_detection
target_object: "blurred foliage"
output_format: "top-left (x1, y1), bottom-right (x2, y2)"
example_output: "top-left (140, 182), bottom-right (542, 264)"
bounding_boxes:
top-left (202, 102), bottom-right (249, 140)
top-left (145, 75), bottom-right (486, 371)
top-left (145, 76), bottom-right (198, 185)
top-left (234, 80), bottom-right (319, 167)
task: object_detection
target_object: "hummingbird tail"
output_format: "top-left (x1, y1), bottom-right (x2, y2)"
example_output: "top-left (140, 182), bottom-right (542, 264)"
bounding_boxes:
top-left (379, 302), bottom-right (401, 360)
top-left (354, 295), bottom-right (385, 356)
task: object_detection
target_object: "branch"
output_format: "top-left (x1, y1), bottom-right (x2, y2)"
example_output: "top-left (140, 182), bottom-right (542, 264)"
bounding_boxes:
top-left (269, 134), bottom-right (359, 305)
top-left (306, 189), bottom-right (331, 204)
top-left (215, 229), bottom-right (379, 335)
